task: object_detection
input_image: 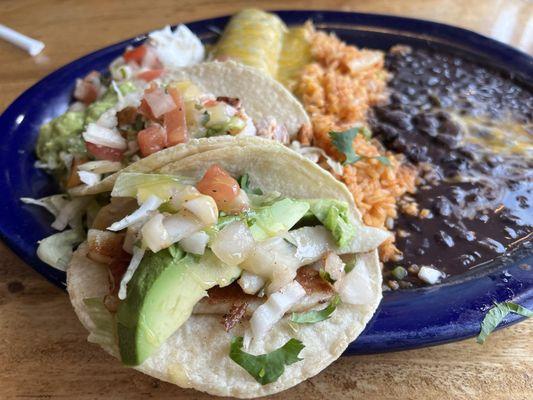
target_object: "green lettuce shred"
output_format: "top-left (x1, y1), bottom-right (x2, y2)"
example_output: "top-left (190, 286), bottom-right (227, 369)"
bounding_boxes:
top-left (83, 297), bottom-right (117, 351)
top-left (306, 199), bottom-right (356, 248)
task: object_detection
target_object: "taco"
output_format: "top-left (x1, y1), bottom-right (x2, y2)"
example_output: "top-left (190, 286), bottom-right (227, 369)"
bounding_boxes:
top-left (67, 136), bottom-right (387, 397)
top-left (64, 60), bottom-right (309, 196)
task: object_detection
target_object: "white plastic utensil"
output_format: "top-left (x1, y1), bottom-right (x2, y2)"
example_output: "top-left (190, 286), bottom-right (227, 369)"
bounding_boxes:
top-left (0, 24), bottom-right (45, 56)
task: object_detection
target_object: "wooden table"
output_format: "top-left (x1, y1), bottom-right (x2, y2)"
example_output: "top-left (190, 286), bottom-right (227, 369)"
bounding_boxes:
top-left (1, 1), bottom-right (532, 399)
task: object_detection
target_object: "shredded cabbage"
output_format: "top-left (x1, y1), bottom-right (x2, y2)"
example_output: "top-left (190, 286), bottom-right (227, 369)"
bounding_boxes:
top-left (118, 246), bottom-right (145, 300)
top-left (36, 229), bottom-right (84, 270)
top-left (108, 195), bottom-right (162, 231)
top-left (21, 194), bottom-right (69, 217)
top-left (51, 196), bottom-right (92, 231)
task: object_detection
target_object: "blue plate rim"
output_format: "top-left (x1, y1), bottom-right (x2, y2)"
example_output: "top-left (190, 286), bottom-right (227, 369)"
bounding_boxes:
top-left (0, 10), bottom-right (531, 354)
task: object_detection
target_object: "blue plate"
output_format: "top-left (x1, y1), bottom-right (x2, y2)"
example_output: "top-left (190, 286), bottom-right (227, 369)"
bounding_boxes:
top-left (0, 11), bottom-right (531, 354)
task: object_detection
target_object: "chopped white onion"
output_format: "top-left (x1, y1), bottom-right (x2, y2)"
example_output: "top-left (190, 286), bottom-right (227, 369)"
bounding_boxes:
top-left (238, 271), bottom-right (266, 295)
top-left (141, 213), bottom-right (171, 252)
top-left (324, 252), bottom-right (345, 281)
top-left (211, 221), bottom-right (254, 265)
top-left (77, 160), bottom-right (122, 174)
top-left (144, 89), bottom-right (176, 118)
top-left (169, 186), bottom-right (201, 210)
top-left (83, 123), bottom-right (127, 150)
top-left (418, 266), bottom-right (443, 285)
top-left (179, 231), bottom-right (209, 255)
top-left (223, 189), bottom-right (250, 214)
top-left (249, 280), bottom-right (306, 341)
top-left (183, 195), bottom-right (218, 226)
top-left (108, 195), bottom-right (162, 231)
top-left (162, 211), bottom-right (202, 243)
top-left (118, 246), bottom-right (145, 300)
top-left (97, 108), bottom-right (118, 129)
top-left (334, 258), bottom-right (373, 305)
top-left (78, 171), bottom-right (101, 186)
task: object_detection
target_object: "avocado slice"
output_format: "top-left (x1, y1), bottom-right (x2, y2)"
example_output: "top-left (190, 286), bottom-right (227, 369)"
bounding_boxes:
top-left (117, 248), bottom-right (241, 366)
top-left (249, 198), bottom-right (310, 241)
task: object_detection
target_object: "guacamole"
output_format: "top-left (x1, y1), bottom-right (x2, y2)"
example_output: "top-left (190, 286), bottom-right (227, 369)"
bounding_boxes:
top-left (36, 81), bottom-right (137, 173)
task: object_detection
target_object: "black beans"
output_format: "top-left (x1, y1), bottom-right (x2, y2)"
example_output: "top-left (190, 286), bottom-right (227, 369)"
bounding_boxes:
top-left (433, 196), bottom-right (453, 217)
top-left (376, 46), bottom-right (532, 287)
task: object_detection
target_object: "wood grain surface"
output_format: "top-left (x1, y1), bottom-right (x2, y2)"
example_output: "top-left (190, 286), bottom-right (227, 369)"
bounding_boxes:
top-left (0, 1), bottom-right (532, 399)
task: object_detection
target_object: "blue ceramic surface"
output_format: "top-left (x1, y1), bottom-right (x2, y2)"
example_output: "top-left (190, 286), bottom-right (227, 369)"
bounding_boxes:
top-left (0, 11), bottom-right (531, 354)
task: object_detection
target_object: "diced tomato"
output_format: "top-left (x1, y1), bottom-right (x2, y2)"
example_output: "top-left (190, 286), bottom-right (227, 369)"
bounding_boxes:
top-left (137, 124), bottom-right (167, 157)
top-left (196, 164), bottom-right (240, 209)
top-left (123, 44), bottom-right (147, 65)
top-left (137, 69), bottom-right (164, 82)
top-left (164, 86), bottom-right (188, 146)
top-left (86, 142), bottom-right (124, 162)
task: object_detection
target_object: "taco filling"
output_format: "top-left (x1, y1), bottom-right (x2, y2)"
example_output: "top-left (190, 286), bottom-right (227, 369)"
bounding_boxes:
top-left (85, 164), bottom-right (386, 371)
top-left (36, 77), bottom-right (289, 186)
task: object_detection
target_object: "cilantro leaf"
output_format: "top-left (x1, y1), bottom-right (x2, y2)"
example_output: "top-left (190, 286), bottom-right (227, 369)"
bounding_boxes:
top-left (329, 128), bottom-right (362, 165)
top-left (375, 156), bottom-right (391, 166)
top-left (319, 268), bottom-right (334, 284)
top-left (229, 336), bottom-right (304, 385)
top-left (329, 128), bottom-right (390, 167)
top-left (291, 295), bottom-right (340, 324)
top-left (477, 302), bottom-right (533, 344)
top-left (238, 174), bottom-right (263, 195)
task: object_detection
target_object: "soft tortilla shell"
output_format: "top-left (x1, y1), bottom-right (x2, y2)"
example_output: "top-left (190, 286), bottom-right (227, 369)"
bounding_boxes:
top-left (68, 245), bottom-right (381, 398)
top-left (69, 136), bottom-right (238, 196)
top-left (67, 137), bottom-right (383, 397)
top-left (161, 60), bottom-right (310, 136)
top-left (156, 138), bottom-right (391, 252)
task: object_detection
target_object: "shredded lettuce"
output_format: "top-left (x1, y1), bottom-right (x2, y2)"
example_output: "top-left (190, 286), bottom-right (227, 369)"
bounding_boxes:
top-left (83, 297), bottom-right (117, 351)
top-left (36, 229), bottom-right (84, 270)
top-left (229, 336), bottom-right (304, 385)
top-left (21, 194), bottom-right (69, 217)
top-left (306, 199), bottom-right (356, 248)
top-left (111, 172), bottom-right (193, 201)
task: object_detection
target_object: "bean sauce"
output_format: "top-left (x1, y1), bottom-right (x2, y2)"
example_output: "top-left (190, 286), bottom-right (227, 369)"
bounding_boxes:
top-left (370, 47), bottom-right (533, 287)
